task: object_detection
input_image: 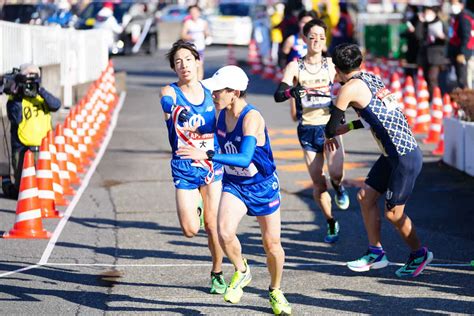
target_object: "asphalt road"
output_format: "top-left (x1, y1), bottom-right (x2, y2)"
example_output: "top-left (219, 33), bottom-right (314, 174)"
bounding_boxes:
top-left (0, 46), bottom-right (473, 315)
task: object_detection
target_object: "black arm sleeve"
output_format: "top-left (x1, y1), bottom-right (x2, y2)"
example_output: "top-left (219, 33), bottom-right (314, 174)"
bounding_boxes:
top-left (38, 87), bottom-right (61, 112)
top-left (274, 82), bottom-right (291, 103)
top-left (278, 51), bottom-right (288, 69)
top-left (325, 107), bottom-right (345, 138)
top-left (352, 119), bottom-right (364, 130)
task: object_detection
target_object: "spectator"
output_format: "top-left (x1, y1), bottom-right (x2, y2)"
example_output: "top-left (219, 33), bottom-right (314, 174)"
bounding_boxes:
top-left (279, 0), bottom-right (303, 41)
top-left (93, 2), bottom-right (123, 53)
top-left (253, 6), bottom-right (272, 63)
top-left (415, 5), bottom-right (449, 97)
top-left (280, 10), bottom-right (318, 68)
top-left (448, 0), bottom-right (474, 89)
top-left (400, 4), bottom-right (421, 78)
top-left (313, 0), bottom-right (341, 47)
top-left (46, 0), bottom-right (74, 28)
top-left (180, 5), bottom-right (210, 80)
top-left (3, 64), bottom-right (61, 199)
top-left (328, 1), bottom-right (355, 55)
top-left (270, 2), bottom-right (285, 63)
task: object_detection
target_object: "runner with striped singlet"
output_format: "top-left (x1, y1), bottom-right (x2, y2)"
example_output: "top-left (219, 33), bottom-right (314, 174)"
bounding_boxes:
top-left (159, 40), bottom-right (226, 294)
top-left (324, 43), bottom-right (433, 277)
top-left (177, 66), bottom-right (291, 315)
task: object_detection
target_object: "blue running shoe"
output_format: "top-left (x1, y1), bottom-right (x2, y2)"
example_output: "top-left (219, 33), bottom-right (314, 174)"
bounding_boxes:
top-left (347, 251), bottom-right (389, 272)
top-left (395, 248), bottom-right (433, 277)
top-left (324, 220), bottom-right (339, 243)
top-left (334, 186), bottom-right (350, 210)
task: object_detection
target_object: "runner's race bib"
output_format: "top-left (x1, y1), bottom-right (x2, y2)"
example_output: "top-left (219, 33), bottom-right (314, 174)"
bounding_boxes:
top-left (301, 87), bottom-right (331, 109)
top-left (224, 163), bottom-right (258, 177)
top-left (376, 87), bottom-right (400, 111)
top-left (177, 131), bottom-right (214, 167)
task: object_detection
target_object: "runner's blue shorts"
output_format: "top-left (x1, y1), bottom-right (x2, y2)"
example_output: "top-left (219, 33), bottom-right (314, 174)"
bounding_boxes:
top-left (365, 147), bottom-right (423, 208)
top-left (171, 159), bottom-right (223, 190)
top-left (222, 173), bottom-right (281, 216)
top-left (297, 124), bottom-right (326, 153)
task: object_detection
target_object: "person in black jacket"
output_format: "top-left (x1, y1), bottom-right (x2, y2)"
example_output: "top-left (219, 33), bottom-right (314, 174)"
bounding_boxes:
top-left (415, 5), bottom-right (449, 98)
top-left (448, 0), bottom-right (474, 89)
top-left (2, 64), bottom-right (61, 199)
top-left (401, 4), bottom-right (421, 78)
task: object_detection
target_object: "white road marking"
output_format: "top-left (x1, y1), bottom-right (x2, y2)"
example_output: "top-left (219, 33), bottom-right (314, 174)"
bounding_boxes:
top-left (41, 262), bottom-right (474, 268)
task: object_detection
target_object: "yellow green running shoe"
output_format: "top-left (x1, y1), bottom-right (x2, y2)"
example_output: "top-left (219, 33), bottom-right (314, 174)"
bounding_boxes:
top-left (224, 258), bottom-right (252, 304)
top-left (210, 272), bottom-right (227, 294)
top-left (197, 194), bottom-right (204, 229)
top-left (269, 288), bottom-right (292, 315)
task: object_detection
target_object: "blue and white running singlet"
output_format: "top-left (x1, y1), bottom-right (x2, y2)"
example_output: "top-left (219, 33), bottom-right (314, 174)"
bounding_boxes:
top-left (351, 72), bottom-right (418, 157)
top-left (216, 104), bottom-right (276, 185)
top-left (166, 82), bottom-right (220, 159)
top-left (165, 82), bottom-right (223, 189)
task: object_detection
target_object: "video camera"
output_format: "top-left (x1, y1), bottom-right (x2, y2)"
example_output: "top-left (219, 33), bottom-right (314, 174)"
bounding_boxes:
top-left (0, 67), bottom-right (41, 98)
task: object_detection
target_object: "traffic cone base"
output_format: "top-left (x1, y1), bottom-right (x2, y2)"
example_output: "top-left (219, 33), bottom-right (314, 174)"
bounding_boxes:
top-left (3, 223), bottom-right (51, 239)
top-left (432, 142), bottom-right (444, 156)
top-left (3, 151), bottom-right (51, 239)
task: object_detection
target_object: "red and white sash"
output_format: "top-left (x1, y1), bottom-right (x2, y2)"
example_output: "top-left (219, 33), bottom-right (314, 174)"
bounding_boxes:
top-left (172, 106), bottom-right (215, 184)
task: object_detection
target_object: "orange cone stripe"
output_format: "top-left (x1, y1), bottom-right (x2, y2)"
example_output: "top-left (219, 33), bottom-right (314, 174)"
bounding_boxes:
top-left (36, 170), bottom-right (53, 178)
top-left (405, 108), bottom-right (417, 117)
top-left (38, 190), bottom-right (55, 200)
top-left (18, 187), bottom-right (39, 200)
top-left (53, 182), bottom-right (63, 194)
top-left (20, 166), bottom-right (36, 177)
top-left (56, 152), bottom-right (68, 161)
top-left (67, 161), bottom-right (77, 173)
top-left (60, 170), bottom-right (70, 179)
top-left (51, 161), bottom-right (60, 173)
top-left (16, 209), bottom-right (42, 222)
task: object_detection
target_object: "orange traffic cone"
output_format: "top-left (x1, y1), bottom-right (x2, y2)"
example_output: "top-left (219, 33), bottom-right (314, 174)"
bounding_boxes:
top-left (262, 59), bottom-right (275, 80)
top-left (390, 72), bottom-right (403, 111)
top-left (412, 79), bottom-right (431, 134)
top-left (63, 118), bottom-right (81, 184)
top-left (74, 116), bottom-right (92, 169)
top-left (273, 65), bottom-right (284, 84)
top-left (433, 94), bottom-right (454, 155)
top-left (65, 114), bottom-right (84, 174)
top-left (65, 132), bottom-right (80, 185)
top-left (432, 128), bottom-right (445, 156)
top-left (247, 39), bottom-right (260, 66)
top-left (423, 87), bottom-right (443, 144)
top-left (382, 69), bottom-right (390, 86)
top-left (47, 131), bottom-right (68, 206)
top-left (251, 57), bottom-right (263, 75)
top-left (55, 124), bottom-right (76, 196)
top-left (3, 150), bottom-right (51, 239)
top-left (403, 76), bottom-right (417, 127)
top-left (36, 137), bottom-right (63, 218)
top-left (372, 66), bottom-right (381, 77)
top-left (227, 44), bottom-right (237, 66)
top-left (442, 93), bottom-right (453, 119)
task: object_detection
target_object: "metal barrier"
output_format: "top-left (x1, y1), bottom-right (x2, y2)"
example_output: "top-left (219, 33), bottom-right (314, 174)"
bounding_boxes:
top-left (0, 21), bottom-right (109, 107)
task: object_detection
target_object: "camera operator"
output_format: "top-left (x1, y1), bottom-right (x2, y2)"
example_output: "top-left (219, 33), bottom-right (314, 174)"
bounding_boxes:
top-left (2, 64), bottom-right (61, 199)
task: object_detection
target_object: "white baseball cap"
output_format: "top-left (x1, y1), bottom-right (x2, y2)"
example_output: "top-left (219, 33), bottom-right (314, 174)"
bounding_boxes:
top-left (202, 65), bottom-right (249, 91)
